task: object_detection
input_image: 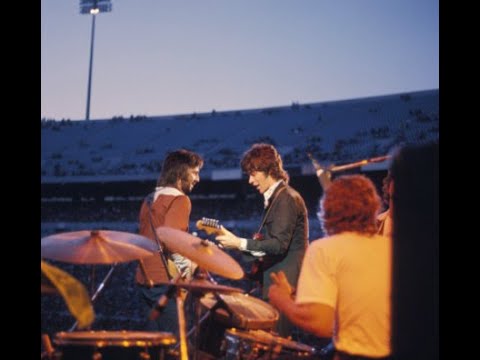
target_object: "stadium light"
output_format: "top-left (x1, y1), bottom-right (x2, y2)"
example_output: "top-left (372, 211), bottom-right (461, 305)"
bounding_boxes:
top-left (80, 0), bottom-right (112, 121)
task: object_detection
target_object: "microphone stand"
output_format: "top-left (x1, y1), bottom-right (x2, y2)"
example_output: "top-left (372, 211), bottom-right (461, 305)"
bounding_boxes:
top-left (308, 153), bottom-right (391, 190)
top-left (307, 153), bottom-right (332, 190)
top-left (68, 264), bottom-right (116, 332)
top-left (330, 155), bottom-right (390, 173)
top-left (176, 289), bottom-right (189, 360)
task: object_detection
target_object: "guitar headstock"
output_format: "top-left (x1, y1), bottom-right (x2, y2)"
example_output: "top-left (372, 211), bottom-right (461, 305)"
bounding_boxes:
top-left (196, 217), bottom-right (224, 236)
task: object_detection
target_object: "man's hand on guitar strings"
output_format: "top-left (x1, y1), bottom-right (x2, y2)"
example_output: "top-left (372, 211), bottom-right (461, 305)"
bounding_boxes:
top-left (216, 226), bottom-right (242, 249)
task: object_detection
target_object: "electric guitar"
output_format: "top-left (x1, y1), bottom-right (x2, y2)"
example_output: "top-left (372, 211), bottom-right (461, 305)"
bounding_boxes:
top-left (195, 217), bottom-right (224, 237)
top-left (195, 217), bottom-right (266, 281)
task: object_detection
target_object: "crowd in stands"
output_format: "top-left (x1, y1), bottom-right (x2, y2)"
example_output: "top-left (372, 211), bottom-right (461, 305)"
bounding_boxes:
top-left (41, 90), bottom-right (437, 352)
top-left (40, 188), bottom-right (328, 339)
top-left (41, 201), bottom-right (140, 223)
top-left (41, 90), bottom-right (438, 178)
top-left (41, 194), bottom-right (327, 237)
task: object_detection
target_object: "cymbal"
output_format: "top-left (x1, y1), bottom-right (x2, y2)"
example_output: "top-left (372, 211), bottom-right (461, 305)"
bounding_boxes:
top-left (156, 227), bottom-right (244, 280)
top-left (41, 260), bottom-right (95, 329)
top-left (41, 230), bottom-right (158, 264)
top-left (154, 278), bottom-right (243, 294)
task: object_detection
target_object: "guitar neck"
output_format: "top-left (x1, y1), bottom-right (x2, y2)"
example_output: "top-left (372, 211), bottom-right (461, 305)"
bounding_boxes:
top-left (196, 218), bottom-right (224, 236)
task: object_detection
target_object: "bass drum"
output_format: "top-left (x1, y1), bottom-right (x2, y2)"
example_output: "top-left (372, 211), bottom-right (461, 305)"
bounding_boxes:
top-left (53, 330), bottom-right (177, 360)
top-left (223, 328), bottom-right (316, 360)
top-left (197, 293), bottom-right (279, 358)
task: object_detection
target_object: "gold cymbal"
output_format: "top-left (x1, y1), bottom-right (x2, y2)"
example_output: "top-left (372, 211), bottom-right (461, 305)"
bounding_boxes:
top-left (156, 227), bottom-right (244, 280)
top-left (41, 260), bottom-right (94, 329)
top-left (41, 230), bottom-right (158, 264)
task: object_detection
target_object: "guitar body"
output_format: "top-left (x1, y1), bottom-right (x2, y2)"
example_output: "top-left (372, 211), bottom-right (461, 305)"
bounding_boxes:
top-left (245, 256), bottom-right (264, 282)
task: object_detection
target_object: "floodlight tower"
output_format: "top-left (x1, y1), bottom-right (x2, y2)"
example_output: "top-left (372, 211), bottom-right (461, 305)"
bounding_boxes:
top-left (80, 0), bottom-right (112, 121)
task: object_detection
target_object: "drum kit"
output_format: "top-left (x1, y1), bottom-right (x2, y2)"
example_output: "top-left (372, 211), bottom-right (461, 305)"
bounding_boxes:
top-left (41, 227), bottom-right (318, 360)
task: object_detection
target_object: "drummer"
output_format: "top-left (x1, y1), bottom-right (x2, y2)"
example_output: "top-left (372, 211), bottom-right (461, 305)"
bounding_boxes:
top-left (135, 149), bottom-right (203, 335)
top-left (268, 175), bottom-right (392, 360)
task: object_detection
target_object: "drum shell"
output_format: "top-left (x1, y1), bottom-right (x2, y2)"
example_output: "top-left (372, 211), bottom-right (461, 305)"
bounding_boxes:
top-left (200, 293), bottom-right (279, 330)
top-left (53, 330), bottom-right (176, 360)
top-left (197, 293), bottom-right (279, 358)
top-left (223, 328), bottom-right (316, 360)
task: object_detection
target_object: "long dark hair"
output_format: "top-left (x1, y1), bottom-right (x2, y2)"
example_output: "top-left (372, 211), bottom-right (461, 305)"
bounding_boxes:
top-left (157, 149), bottom-right (203, 187)
top-left (240, 143), bottom-right (289, 182)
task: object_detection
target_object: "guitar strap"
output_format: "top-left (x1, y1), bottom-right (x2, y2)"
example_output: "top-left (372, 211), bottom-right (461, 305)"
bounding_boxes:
top-left (256, 185), bottom-right (287, 235)
top-left (145, 192), bottom-right (173, 281)
top-left (246, 184), bottom-right (288, 292)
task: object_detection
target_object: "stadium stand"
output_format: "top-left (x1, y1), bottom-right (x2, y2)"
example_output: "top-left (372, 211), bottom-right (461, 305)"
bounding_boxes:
top-left (41, 89), bottom-right (438, 348)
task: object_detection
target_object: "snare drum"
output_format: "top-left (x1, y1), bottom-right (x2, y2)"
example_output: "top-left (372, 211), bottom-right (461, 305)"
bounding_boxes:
top-left (53, 330), bottom-right (176, 360)
top-left (200, 292), bottom-right (279, 330)
top-left (223, 328), bottom-right (316, 360)
top-left (197, 293), bottom-right (279, 357)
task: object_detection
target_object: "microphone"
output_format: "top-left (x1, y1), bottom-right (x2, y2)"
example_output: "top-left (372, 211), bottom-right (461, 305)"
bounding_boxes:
top-left (307, 153), bottom-right (332, 190)
top-left (149, 284), bottom-right (177, 320)
top-left (148, 274), bottom-right (182, 321)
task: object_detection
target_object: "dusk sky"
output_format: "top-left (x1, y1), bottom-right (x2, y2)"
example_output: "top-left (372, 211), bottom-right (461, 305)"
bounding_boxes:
top-left (41, 0), bottom-right (438, 121)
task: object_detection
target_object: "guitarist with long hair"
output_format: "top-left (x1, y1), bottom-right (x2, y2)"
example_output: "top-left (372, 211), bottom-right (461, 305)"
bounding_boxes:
top-left (135, 149), bottom-right (203, 336)
top-left (216, 143), bottom-right (309, 338)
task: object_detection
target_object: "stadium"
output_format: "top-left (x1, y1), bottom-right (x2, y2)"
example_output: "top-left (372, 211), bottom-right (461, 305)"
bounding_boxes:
top-left (41, 88), bottom-right (438, 358)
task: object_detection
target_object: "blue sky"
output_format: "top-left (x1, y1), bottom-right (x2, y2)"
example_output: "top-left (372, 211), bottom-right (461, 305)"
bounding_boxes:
top-left (41, 0), bottom-right (438, 121)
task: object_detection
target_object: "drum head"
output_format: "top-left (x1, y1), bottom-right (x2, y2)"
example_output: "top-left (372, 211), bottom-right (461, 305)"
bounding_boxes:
top-left (225, 329), bottom-right (315, 354)
top-left (54, 330), bottom-right (176, 347)
top-left (200, 293), bottom-right (279, 330)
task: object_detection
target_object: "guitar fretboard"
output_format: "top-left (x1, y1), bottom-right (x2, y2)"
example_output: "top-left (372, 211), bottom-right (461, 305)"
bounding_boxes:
top-left (200, 217), bottom-right (221, 229)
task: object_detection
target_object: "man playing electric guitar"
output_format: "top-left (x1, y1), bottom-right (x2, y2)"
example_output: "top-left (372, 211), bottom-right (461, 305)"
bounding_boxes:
top-left (196, 217), bottom-right (265, 284)
top-left (135, 149), bottom-right (203, 336)
top-left (214, 143), bottom-right (309, 338)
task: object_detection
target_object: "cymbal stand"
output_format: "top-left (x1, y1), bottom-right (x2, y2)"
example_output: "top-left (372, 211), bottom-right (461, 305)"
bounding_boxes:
top-left (41, 334), bottom-right (54, 360)
top-left (171, 269), bottom-right (209, 359)
top-left (174, 292), bottom-right (228, 345)
top-left (176, 289), bottom-right (189, 360)
top-left (185, 270), bottom-right (235, 360)
top-left (193, 292), bottom-right (202, 360)
top-left (191, 269), bottom-right (211, 360)
top-left (68, 264), bottom-right (117, 331)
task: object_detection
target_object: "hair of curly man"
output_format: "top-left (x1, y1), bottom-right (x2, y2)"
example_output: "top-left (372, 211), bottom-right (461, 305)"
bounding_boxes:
top-left (319, 174), bottom-right (381, 236)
